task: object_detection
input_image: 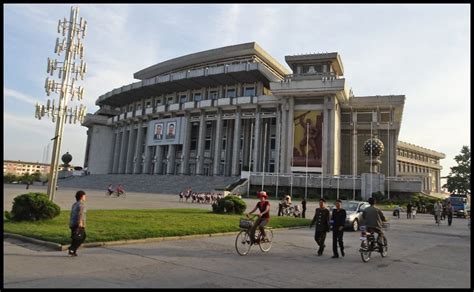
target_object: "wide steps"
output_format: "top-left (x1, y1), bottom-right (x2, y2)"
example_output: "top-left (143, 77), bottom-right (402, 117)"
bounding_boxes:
top-left (57, 174), bottom-right (239, 194)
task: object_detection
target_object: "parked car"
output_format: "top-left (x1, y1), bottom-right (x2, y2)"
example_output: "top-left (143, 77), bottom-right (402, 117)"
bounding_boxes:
top-left (341, 200), bottom-right (370, 231)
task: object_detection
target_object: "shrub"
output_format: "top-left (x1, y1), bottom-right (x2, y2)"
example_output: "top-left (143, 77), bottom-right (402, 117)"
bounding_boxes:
top-left (212, 195), bottom-right (247, 215)
top-left (7, 192), bottom-right (60, 221)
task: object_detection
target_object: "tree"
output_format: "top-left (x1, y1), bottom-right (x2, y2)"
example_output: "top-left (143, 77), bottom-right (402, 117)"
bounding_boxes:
top-left (443, 146), bottom-right (470, 195)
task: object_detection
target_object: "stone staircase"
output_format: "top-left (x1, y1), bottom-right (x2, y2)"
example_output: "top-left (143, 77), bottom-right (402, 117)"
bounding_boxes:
top-left (56, 174), bottom-right (240, 194)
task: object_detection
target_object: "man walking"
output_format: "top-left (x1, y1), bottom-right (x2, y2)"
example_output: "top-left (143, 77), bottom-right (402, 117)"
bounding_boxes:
top-left (68, 190), bottom-right (87, 256)
top-left (331, 199), bottom-right (347, 258)
top-left (310, 198), bottom-right (330, 256)
top-left (301, 197), bottom-right (307, 218)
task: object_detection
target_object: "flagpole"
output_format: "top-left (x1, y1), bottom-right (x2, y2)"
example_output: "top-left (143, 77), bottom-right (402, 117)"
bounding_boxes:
top-left (387, 121), bottom-right (390, 200)
top-left (276, 118), bottom-right (282, 199)
top-left (370, 116), bottom-right (373, 197)
top-left (305, 122), bottom-right (309, 200)
top-left (262, 121), bottom-right (268, 191)
top-left (321, 121), bottom-right (324, 199)
top-left (247, 122), bottom-right (253, 198)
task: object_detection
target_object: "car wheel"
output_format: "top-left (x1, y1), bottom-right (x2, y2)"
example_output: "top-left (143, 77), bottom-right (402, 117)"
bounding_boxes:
top-left (352, 219), bottom-right (359, 231)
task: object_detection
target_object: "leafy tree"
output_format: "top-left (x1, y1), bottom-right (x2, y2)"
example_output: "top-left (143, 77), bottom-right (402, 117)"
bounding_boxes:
top-left (443, 146), bottom-right (470, 195)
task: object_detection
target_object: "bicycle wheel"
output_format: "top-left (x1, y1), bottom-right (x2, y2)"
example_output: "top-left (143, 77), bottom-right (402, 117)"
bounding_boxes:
top-left (258, 229), bottom-right (273, 252)
top-left (360, 240), bottom-right (371, 262)
top-left (235, 230), bottom-right (252, 256)
top-left (379, 236), bottom-right (388, 257)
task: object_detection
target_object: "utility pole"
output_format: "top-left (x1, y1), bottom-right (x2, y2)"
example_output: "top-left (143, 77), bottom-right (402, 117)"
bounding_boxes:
top-left (34, 6), bottom-right (88, 202)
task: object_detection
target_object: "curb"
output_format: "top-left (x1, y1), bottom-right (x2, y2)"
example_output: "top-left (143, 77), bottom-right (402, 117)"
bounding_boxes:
top-left (4, 233), bottom-right (63, 251)
top-left (5, 226), bottom-right (309, 251)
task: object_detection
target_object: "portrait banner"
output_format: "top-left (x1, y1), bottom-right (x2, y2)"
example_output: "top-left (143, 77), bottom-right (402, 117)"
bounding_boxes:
top-left (293, 110), bottom-right (323, 167)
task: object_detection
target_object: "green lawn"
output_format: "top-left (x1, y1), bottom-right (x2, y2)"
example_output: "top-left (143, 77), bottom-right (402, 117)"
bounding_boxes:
top-left (4, 209), bottom-right (310, 245)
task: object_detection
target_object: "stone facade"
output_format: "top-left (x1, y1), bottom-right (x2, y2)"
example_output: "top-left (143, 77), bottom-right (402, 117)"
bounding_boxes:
top-left (82, 42), bottom-right (444, 195)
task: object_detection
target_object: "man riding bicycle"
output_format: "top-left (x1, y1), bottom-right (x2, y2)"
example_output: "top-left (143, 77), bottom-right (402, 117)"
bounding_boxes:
top-left (116, 184), bottom-right (125, 196)
top-left (246, 191), bottom-right (270, 244)
top-left (361, 197), bottom-right (387, 247)
top-left (107, 184), bottom-right (114, 196)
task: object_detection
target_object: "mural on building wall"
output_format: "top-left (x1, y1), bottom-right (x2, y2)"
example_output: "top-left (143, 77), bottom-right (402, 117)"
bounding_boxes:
top-left (293, 110), bottom-right (323, 167)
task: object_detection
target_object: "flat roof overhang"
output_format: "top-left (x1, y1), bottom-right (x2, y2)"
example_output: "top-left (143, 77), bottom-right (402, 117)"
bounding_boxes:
top-left (96, 63), bottom-right (281, 107)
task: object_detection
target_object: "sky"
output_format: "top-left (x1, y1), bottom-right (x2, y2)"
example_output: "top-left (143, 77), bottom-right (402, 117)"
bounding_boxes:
top-left (3, 4), bottom-right (470, 180)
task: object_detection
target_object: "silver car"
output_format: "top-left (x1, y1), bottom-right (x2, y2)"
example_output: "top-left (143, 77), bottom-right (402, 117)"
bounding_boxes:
top-left (342, 201), bottom-right (370, 231)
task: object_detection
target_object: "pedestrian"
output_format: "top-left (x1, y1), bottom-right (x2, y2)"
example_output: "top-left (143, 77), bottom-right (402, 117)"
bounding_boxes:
top-left (26, 182), bottom-right (30, 189)
top-left (433, 201), bottom-right (442, 225)
top-left (331, 199), bottom-right (347, 258)
top-left (301, 197), bottom-right (307, 218)
top-left (310, 198), bottom-right (330, 256)
top-left (68, 190), bottom-right (87, 256)
top-left (406, 202), bottom-right (412, 219)
top-left (446, 201), bottom-right (454, 226)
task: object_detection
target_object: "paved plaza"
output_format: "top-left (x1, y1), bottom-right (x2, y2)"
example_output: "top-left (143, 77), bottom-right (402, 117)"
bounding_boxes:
top-left (3, 184), bottom-right (471, 288)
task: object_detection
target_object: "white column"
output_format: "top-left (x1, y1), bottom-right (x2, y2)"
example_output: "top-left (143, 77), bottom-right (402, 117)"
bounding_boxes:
top-left (181, 114), bottom-right (192, 174)
top-left (231, 109), bottom-right (242, 176)
top-left (133, 123), bottom-right (144, 174)
top-left (213, 110), bottom-right (223, 175)
top-left (252, 109), bottom-right (261, 172)
top-left (196, 113), bottom-right (206, 175)
top-left (286, 98), bottom-right (294, 173)
top-left (112, 130), bottom-right (121, 173)
top-left (118, 127), bottom-right (128, 173)
top-left (166, 145), bottom-right (176, 174)
top-left (143, 145), bottom-right (152, 174)
top-left (155, 146), bottom-right (163, 174)
top-left (275, 109), bottom-right (281, 174)
top-left (125, 125), bottom-right (136, 174)
top-left (280, 101), bottom-right (288, 173)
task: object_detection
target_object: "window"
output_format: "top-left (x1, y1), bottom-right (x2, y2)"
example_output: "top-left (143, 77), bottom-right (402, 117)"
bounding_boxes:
top-left (179, 95), bottom-right (187, 104)
top-left (209, 90), bottom-right (218, 99)
top-left (244, 87), bottom-right (255, 97)
top-left (357, 112), bottom-right (372, 123)
top-left (380, 112), bottom-right (390, 122)
top-left (128, 105), bottom-right (134, 112)
top-left (193, 92), bottom-right (202, 102)
top-left (136, 104), bottom-right (142, 110)
top-left (146, 101), bottom-right (151, 108)
top-left (167, 96), bottom-right (174, 105)
top-left (341, 113), bottom-right (351, 123)
top-left (226, 88), bottom-right (236, 98)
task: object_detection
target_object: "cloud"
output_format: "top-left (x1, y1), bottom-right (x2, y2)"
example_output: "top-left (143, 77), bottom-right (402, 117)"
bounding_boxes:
top-left (4, 87), bottom-right (39, 105)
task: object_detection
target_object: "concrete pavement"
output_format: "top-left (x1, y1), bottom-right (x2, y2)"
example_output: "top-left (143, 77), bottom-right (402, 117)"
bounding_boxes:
top-left (3, 184), bottom-right (471, 288)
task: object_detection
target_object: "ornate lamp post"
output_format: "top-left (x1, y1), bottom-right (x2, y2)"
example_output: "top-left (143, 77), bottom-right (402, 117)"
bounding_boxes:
top-left (34, 6), bottom-right (88, 202)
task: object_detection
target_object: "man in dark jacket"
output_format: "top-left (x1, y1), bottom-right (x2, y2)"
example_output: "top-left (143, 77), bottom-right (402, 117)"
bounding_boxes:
top-left (301, 198), bottom-right (307, 218)
top-left (331, 199), bottom-right (347, 258)
top-left (310, 198), bottom-right (330, 256)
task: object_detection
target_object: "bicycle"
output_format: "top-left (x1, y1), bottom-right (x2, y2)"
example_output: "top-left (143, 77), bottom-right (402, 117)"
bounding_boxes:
top-left (359, 223), bottom-right (389, 263)
top-left (105, 190), bottom-right (126, 198)
top-left (235, 215), bottom-right (273, 256)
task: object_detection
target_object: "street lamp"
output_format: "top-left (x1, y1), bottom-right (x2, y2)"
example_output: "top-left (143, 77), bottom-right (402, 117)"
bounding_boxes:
top-left (34, 6), bottom-right (88, 202)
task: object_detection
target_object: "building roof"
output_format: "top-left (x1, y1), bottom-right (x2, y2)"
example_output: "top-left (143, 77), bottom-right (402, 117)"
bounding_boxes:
top-left (397, 141), bottom-right (446, 158)
top-left (134, 42), bottom-right (290, 80)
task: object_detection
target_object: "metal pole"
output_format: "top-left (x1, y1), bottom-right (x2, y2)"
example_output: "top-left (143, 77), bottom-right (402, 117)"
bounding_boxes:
top-left (387, 121), bottom-right (390, 200)
top-left (290, 116), bottom-right (295, 197)
top-left (337, 176), bottom-right (340, 199)
top-left (352, 122), bottom-right (355, 200)
top-left (47, 7), bottom-right (78, 202)
top-left (276, 118), bottom-right (281, 199)
top-left (261, 121), bottom-right (267, 191)
top-left (247, 122), bottom-right (253, 198)
top-left (370, 117), bottom-right (373, 197)
top-left (305, 122), bottom-right (309, 200)
top-left (321, 121), bottom-right (324, 199)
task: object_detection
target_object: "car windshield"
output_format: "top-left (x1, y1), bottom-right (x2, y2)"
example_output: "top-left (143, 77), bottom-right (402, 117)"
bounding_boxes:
top-left (344, 203), bottom-right (359, 211)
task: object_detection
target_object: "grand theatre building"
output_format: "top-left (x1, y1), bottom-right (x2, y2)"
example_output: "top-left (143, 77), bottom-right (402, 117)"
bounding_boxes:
top-left (83, 42), bottom-right (445, 195)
